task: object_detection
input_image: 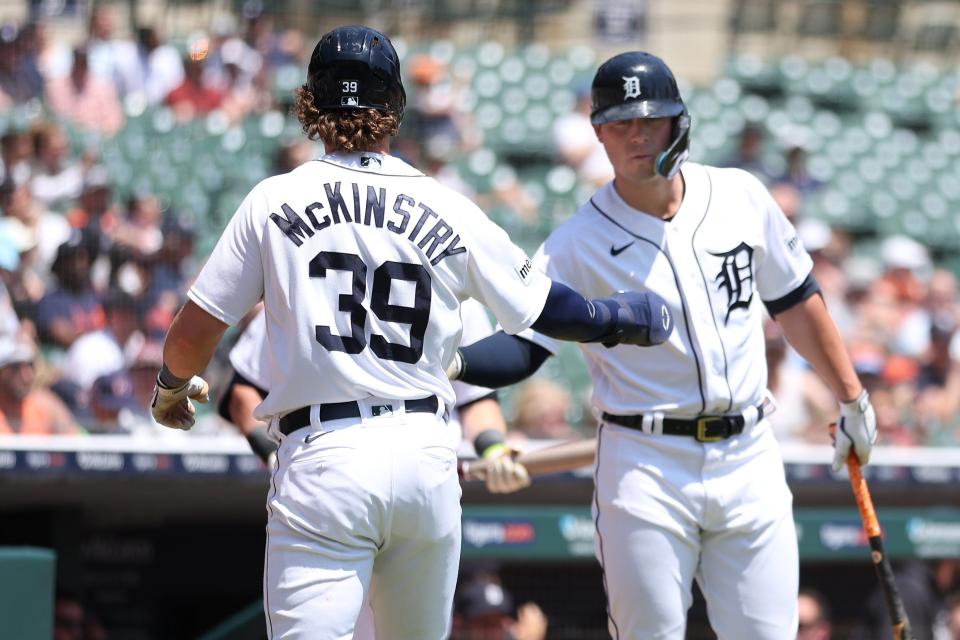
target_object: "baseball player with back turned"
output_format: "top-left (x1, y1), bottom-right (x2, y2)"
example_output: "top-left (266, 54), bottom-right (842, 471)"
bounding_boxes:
top-left (449, 51), bottom-right (877, 639)
top-left (149, 27), bottom-right (672, 640)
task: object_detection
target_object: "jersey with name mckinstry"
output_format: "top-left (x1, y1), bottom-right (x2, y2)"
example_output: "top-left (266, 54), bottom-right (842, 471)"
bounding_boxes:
top-left (519, 163), bottom-right (813, 416)
top-left (191, 152), bottom-right (550, 421)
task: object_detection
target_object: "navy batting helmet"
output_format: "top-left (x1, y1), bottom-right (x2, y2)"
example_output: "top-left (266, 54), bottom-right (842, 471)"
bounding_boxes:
top-left (306, 25), bottom-right (406, 121)
top-left (590, 51), bottom-right (690, 178)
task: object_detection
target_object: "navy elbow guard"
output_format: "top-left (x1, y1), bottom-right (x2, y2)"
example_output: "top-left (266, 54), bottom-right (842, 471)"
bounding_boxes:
top-left (590, 292), bottom-right (673, 347)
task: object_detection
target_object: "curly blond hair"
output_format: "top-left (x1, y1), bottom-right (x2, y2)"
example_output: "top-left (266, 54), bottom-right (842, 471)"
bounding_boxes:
top-left (292, 86), bottom-right (399, 152)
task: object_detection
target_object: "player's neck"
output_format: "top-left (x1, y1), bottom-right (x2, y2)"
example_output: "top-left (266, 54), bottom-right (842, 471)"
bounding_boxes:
top-left (613, 173), bottom-right (684, 221)
top-left (326, 138), bottom-right (391, 156)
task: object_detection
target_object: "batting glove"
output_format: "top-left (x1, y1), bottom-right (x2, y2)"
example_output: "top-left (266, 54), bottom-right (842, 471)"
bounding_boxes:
top-left (831, 389), bottom-right (877, 472)
top-left (474, 428), bottom-right (531, 494)
top-left (485, 448), bottom-right (531, 494)
top-left (151, 374), bottom-right (210, 430)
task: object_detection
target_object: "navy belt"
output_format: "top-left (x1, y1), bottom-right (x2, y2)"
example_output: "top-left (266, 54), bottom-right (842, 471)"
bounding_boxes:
top-left (279, 395), bottom-right (440, 436)
top-left (602, 404), bottom-right (764, 443)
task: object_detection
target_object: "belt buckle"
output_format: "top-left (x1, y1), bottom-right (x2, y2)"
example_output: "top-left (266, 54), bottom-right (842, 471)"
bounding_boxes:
top-left (695, 416), bottom-right (726, 442)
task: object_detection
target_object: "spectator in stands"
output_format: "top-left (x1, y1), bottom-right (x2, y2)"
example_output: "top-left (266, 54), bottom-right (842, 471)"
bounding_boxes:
top-left (65, 166), bottom-right (121, 287)
top-left (511, 378), bottom-right (580, 441)
top-left (218, 45), bottom-right (267, 123)
top-left (0, 23), bottom-right (43, 106)
top-left (19, 20), bottom-right (71, 82)
top-left (113, 193), bottom-right (164, 259)
top-left (61, 289), bottom-right (143, 391)
top-left (53, 590), bottom-right (108, 640)
top-left (30, 124), bottom-right (84, 212)
top-left (777, 145), bottom-right (823, 195)
top-left (116, 26), bottom-right (184, 106)
top-left (45, 46), bottom-right (124, 136)
top-left (797, 588), bottom-right (832, 640)
top-left (87, 369), bottom-right (134, 434)
top-left (166, 55), bottom-right (224, 121)
top-left (0, 178), bottom-right (72, 281)
top-left (946, 592), bottom-right (960, 640)
top-left (880, 235), bottom-right (931, 358)
top-left (85, 4), bottom-right (134, 92)
top-left (53, 591), bottom-right (86, 640)
top-left (855, 559), bottom-right (960, 640)
top-left (34, 231), bottom-right (104, 349)
top-left (722, 124), bottom-right (773, 181)
top-left (0, 128), bottom-right (33, 186)
top-left (452, 573), bottom-right (548, 640)
top-left (405, 54), bottom-right (474, 158)
top-left (0, 335), bottom-right (80, 434)
top-left (0, 215), bottom-right (44, 322)
top-left (764, 319), bottom-right (834, 444)
top-left (552, 86), bottom-right (614, 188)
top-left (274, 139), bottom-right (316, 174)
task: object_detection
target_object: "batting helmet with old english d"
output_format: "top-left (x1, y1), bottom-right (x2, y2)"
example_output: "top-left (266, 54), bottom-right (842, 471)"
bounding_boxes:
top-left (590, 51), bottom-right (690, 178)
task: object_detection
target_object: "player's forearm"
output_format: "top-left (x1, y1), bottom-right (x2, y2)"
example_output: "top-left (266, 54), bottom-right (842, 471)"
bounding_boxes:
top-left (162, 300), bottom-right (231, 381)
top-left (776, 294), bottom-right (862, 403)
top-left (458, 396), bottom-right (507, 444)
top-left (455, 332), bottom-right (551, 387)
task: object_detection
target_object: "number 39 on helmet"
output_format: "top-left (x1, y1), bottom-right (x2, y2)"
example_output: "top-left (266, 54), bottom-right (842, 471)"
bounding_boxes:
top-left (306, 25), bottom-right (407, 122)
top-left (590, 51), bottom-right (691, 179)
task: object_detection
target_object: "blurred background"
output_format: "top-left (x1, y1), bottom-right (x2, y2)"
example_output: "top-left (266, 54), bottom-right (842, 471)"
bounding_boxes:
top-left (0, 0), bottom-right (958, 638)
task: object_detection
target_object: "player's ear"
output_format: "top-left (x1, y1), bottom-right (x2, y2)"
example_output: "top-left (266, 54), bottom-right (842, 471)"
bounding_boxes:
top-left (593, 123), bottom-right (604, 142)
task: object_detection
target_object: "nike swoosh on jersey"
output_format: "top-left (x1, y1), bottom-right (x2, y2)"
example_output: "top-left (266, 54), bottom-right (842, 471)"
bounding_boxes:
top-left (610, 242), bottom-right (634, 256)
top-left (304, 431), bottom-right (333, 444)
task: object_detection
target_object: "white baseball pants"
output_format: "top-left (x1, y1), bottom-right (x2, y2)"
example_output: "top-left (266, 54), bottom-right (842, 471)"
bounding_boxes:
top-left (263, 403), bottom-right (460, 639)
top-left (594, 420), bottom-right (799, 639)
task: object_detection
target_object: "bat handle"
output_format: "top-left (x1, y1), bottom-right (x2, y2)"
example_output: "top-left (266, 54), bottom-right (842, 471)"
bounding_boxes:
top-left (847, 452), bottom-right (881, 537)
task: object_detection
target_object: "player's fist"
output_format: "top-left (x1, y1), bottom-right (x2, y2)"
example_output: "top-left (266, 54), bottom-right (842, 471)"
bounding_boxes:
top-left (485, 449), bottom-right (531, 493)
top-left (151, 374), bottom-right (210, 430)
top-left (831, 389), bottom-right (877, 472)
top-left (597, 291), bottom-right (673, 347)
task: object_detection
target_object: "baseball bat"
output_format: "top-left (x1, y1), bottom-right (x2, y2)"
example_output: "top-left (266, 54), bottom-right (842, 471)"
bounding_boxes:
top-left (846, 451), bottom-right (913, 640)
top-left (458, 438), bottom-right (596, 481)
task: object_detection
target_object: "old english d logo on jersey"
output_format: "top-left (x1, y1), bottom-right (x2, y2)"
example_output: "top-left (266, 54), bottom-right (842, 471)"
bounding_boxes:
top-left (710, 242), bottom-right (754, 324)
top-left (622, 76), bottom-right (641, 100)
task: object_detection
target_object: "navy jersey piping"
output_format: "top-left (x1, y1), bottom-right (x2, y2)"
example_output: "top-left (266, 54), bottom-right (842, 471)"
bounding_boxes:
top-left (590, 198), bottom-right (707, 414)
top-left (690, 171), bottom-right (735, 412)
top-left (316, 158), bottom-right (426, 178)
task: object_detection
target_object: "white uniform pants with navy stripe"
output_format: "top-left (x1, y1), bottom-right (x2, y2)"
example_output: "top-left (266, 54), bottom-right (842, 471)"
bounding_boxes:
top-left (264, 408), bottom-right (460, 639)
top-left (593, 419), bottom-right (798, 640)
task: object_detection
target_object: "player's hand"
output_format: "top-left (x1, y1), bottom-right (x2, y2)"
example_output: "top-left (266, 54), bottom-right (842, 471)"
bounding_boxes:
top-left (484, 447), bottom-right (531, 494)
top-left (151, 375), bottom-right (210, 430)
top-left (831, 389), bottom-right (877, 472)
top-left (599, 291), bottom-right (673, 347)
top-left (510, 602), bottom-right (548, 640)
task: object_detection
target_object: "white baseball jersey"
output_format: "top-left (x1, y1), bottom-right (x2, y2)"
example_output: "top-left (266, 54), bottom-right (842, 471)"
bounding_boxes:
top-left (520, 162), bottom-right (813, 416)
top-left (228, 298), bottom-right (497, 446)
top-left (520, 162), bottom-right (812, 639)
top-left (190, 151), bottom-right (550, 423)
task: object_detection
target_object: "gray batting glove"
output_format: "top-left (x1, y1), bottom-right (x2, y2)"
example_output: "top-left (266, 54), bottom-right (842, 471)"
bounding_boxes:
top-left (485, 449), bottom-right (531, 494)
top-left (832, 389), bottom-right (877, 472)
top-left (151, 375), bottom-right (210, 430)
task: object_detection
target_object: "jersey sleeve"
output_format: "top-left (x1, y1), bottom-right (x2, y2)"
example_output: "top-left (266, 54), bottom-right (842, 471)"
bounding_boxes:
top-left (228, 309), bottom-right (270, 389)
top-left (752, 179), bottom-right (814, 301)
top-left (460, 203), bottom-right (551, 335)
top-left (188, 186), bottom-right (266, 326)
top-left (513, 241), bottom-right (565, 356)
top-left (452, 298), bottom-right (497, 407)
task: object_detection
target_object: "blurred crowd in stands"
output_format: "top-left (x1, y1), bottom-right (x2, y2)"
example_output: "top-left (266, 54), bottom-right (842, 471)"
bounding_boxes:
top-left (0, 5), bottom-right (957, 451)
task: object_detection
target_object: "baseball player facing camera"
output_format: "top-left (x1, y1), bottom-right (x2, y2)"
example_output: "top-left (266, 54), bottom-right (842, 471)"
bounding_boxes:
top-left (150, 27), bottom-right (671, 639)
top-left (452, 51), bottom-right (876, 638)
